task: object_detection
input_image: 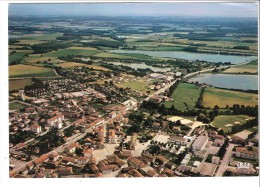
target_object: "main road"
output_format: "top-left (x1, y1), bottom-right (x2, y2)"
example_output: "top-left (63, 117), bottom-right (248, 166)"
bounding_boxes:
top-left (144, 65), bottom-right (230, 102)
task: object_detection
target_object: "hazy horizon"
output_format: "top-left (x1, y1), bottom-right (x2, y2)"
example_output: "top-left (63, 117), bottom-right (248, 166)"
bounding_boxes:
top-left (9, 2), bottom-right (258, 18)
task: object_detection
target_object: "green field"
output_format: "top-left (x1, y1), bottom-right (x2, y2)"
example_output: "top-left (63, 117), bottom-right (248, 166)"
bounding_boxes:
top-left (95, 52), bottom-right (154, 60)
top-left (224, 59), bottom-right (258, 74)
top-left (117, 80), bottom-right (151, 93)
top-left (9, 51), bottom-right (32, 64)
top-left (164, 83), bottom-right (201, 111)
top-left (202, 87), bottom-right (258, 108)
top-left (22, 32), bottom-right (63, 40)
top-left (9, 64), bottom-right (57, 78)
top-left (9, 102), bottom-right (27, 110)
top-left (211, 115), bottom-right (255, 132)
top-left (58, 62), bottom-right (111, 71)
top-left (39, 47), bottom-right (100, 58)
top-left (9, 79), bottom-right (33, 90)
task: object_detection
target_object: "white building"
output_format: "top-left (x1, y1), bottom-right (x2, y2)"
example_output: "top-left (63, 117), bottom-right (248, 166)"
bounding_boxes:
top-left (30, 123), bottom-right (41, 133)
top-left (47, 114), bottom-right (64, 126)
top-left (192, 136), bottom-right (208, 152)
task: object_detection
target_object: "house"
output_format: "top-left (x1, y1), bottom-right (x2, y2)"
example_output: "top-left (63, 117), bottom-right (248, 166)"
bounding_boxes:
top-left (83, 147), bottom-right (92, 158)
top-left (193, 126), bottom-right (205, 135)
top-left (212, 156), bottom-right (220, 165)
top-left (115, 158), bottom-right (127, 169)
top-left (127, 157), bottom-right (146, 169)
top-left (177, 165), bottom-right (192, 172)
top-left (169, 135), bottom-right (186, 145)
top-left (155, 156), bottom-right (169, 166)
top-left (164, 168), bottom-right (174, 177)
top-left (181, 154), bottom-right (191, 166)
top-left (146, 170), bottom-right (159, 177)
top-left (47, 114), bottom-right (64, 126)
top-left (58, 167), bottom-right (73, 175)
top-left (109, 111), bottom-right (116, 118)
top-left (97, 160), bottom-right (118, 174)
top-left (30, 123), bottom-right (41, 133)
top-left (108, 129), bottom-right (116, 144)
top-left (54, 121), bottom-right (62, 129)
top-left (49, 151), bottom-right (59, 161)
top-left (231, 136), bottom-right (245, 144)
top-left (64, 143), bottom-right (79, 154)
top-left (140, 165), bottom-right (154, 175)
top-left (192, 136), bottom-right (208, 152)
top-left (128, 169), bottom-right (143, 177)
top-left (197, 150), bottom-right (208, 159)
top-left (90, 163), bottom-right (99, 174)
top-left (213, 139), bottom-right (225, 147)
top-left (62, 156), bottom-right (77, 164)
top-left (119, 150), bottom-right (133, 159)
top-left (165, 162), bottom-right (176, 170)
top-left (77, 157), bottom-right (89, 165)
top-left (235, 147), bottom-right (258, 160)
top-left (128, 133), bottom-right (138, 150)
top-left (33, 154), bottom-right (50, 166)
top-left (199, 162), bottom-right (218, 177)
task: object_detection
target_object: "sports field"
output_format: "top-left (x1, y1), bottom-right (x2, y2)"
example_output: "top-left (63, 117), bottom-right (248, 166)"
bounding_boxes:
top-left (211, 115), bottom-right (255, 132)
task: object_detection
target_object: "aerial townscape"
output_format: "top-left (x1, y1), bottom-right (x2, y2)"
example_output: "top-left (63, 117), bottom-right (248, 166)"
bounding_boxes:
top-left (8, 3), bottom-right (258, 178)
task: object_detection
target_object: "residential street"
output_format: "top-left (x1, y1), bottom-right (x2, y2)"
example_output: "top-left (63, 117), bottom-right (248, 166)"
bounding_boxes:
top-left (215, 143), bottom-right (235, 177)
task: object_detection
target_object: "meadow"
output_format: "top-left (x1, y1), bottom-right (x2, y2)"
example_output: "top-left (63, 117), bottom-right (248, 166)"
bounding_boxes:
top-left (9, 102), bottom-right (27, 110)
top-left (164, 83), bottom-right (201, 111)
top-left (202, 87), bottom-right (258, 108)
top-left (224, 59), bottom-right (258, 74)
top-left (58, 62), bottom-right (111, 71)
top-left (9, 79), bottom-right (33, 90)
top-left (9, 64), bottom-right (57, 78)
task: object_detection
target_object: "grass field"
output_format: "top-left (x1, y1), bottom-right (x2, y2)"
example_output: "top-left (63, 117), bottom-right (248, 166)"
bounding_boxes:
top-left (9, 51), bottom-right (32, 64)
top-left (117, 80), bottom-right (151, 93)
top-left (211, 115), bottom-right (255, 132)
top-left (164, 83), bottom-right (201, 111)
top-left (9, 64), bottom-right (57, 78)
top-left (9, 102), bottom-right (27, 110)
top-left (22, 32), bottom-right (63, 40)
top-left (95, 52), bottom-right (153, 60)
top-left (224, 59), bottom-right (258, 74)
top-left (39, 47), bottom-right (100, 58)
top-left (15, 40), bottom-right (47, 45)
top-left (9, 79), bottom-right (33, 90)
top-left (58, 62), bottom-right (111, 71)
top-left (202, 87), bottom-right (258, 108)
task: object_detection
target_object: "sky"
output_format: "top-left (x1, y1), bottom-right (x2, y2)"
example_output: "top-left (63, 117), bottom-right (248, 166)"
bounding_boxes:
top-left (9, 2), bottom-right (258, 18)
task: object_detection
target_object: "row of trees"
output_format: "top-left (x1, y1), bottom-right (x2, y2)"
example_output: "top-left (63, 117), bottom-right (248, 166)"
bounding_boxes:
top-left (229, 118), bottom-right (258, 134)
top-left (31, 42), bottom-right (70, 54)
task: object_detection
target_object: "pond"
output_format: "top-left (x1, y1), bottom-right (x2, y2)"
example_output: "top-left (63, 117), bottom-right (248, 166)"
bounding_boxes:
top-left (111, 50), bottom-right (257, 64)
top-left (188, 73), bottom-right (258, 90)
top-left (107, 62), bottom-right (172, 72)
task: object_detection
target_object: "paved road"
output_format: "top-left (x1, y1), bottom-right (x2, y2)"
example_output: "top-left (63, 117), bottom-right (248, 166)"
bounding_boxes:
top-left (144, 79), bottom-right (178, 101)
top-left (215, 143), bottom-right (235, 177)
